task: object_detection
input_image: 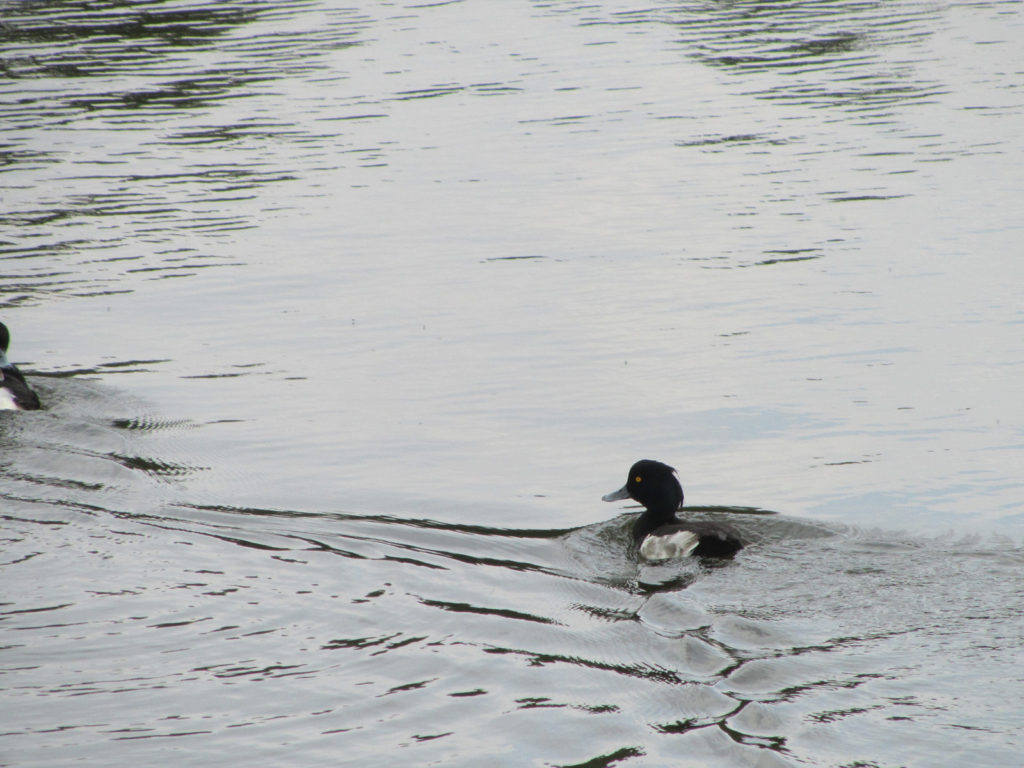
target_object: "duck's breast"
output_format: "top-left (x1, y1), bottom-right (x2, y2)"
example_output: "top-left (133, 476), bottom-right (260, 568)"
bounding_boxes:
top-left (639, 529), bottom-right (700, 560)
top-left (0, 386), bottom-right (20, 410)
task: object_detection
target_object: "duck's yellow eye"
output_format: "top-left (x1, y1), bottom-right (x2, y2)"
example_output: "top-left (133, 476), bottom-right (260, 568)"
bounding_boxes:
top-left (635, 475), bottom-right (642, 483)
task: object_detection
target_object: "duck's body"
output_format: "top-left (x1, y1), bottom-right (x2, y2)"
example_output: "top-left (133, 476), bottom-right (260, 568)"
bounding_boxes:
top-left (603, 459), bottom-right (742, 560)
top-left (0, 322), bottom-right (40, 411)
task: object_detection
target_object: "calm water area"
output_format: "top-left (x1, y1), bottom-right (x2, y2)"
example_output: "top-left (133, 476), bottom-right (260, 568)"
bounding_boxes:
top-left (2, 0), bottom-right (1023, 765)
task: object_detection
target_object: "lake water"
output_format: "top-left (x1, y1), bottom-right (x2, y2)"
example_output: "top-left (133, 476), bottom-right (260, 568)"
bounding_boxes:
top-left (2, 0), bottom-right (1022, 765)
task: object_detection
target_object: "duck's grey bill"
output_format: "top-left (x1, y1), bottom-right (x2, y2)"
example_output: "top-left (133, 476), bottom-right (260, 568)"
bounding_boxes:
top-left (602, 485), bottom-right (630, 502)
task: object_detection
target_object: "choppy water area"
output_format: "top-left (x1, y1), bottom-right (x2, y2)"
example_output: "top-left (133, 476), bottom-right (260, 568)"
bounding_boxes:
top-left (2, 0), bottom-right (1023, 765)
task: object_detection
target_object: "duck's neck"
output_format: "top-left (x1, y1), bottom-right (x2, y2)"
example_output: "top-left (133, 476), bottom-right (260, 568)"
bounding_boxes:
top-left (631, 504), bottom-right (679, 542)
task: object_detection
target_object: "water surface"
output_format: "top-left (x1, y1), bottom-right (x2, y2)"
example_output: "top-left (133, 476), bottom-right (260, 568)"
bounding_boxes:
top-left (2, 0), bottom-right (1022, 765)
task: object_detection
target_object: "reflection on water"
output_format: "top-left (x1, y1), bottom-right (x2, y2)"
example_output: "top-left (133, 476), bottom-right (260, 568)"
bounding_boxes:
top-left (665, 0), bottom-right (947, 112)
top-left (0, 0), bottom-right (370, 301)
top-left (2, 0), bottom-right (1024, 765)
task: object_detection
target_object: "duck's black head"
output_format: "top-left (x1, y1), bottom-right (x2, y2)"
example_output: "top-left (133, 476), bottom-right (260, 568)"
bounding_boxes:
top-left (0, 322), bottom-right (9, 354)
top-left (602, 459), bottom-right (684, 516)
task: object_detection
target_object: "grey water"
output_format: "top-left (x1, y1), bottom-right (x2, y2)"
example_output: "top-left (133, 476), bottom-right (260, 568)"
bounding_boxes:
top-left (2, 0), bottom-right (1023, 765)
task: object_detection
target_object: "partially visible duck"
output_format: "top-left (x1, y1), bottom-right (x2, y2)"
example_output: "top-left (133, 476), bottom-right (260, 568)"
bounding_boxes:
top-left (603, 459), bottom-right (742, 559)
top-left (0, 322), bottom-right (41, 410)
